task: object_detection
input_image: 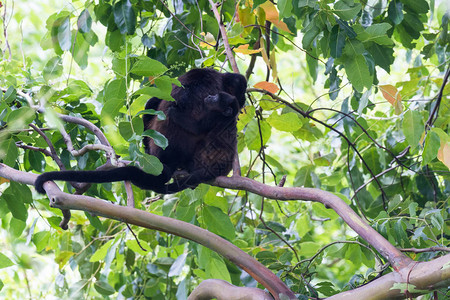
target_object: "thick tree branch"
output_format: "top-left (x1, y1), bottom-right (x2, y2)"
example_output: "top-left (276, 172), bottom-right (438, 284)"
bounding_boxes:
top-left (0, 163), bottom-right (296, 300)
top-left (188, 279), bottom-right (272, 300)
top-left (327, 254), bottom-right (450, 300)
top-left (2, 164), bottom-right (449, 299)
top-left (212, 176), bottom-right (412, 270)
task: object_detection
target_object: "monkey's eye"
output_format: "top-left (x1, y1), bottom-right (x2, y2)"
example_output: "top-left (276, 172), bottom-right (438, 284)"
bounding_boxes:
top-left (204, 94), bottom-right (219, 103)
top-left (222, 107), bottom-right (233, 117)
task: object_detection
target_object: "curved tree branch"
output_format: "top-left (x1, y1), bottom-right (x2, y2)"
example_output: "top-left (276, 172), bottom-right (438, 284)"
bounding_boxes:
top-left (0, 163), bottom-right (296, 300)
top-left (212, 176), bottom-right (412, 270)
top-left (188, 279), bottom-right (272, 300)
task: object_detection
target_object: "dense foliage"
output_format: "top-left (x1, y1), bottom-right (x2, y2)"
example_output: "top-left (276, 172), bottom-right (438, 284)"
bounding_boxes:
top-left (0, 0), bottom-right (449, 299)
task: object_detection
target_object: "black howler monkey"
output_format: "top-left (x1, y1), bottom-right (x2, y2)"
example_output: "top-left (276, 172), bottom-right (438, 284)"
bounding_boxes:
top-left (35, 69), bottom-right (246, 194)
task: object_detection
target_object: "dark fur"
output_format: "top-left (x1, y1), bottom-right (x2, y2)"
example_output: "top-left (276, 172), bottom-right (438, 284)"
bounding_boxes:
top-left (35, 69), bottom-right (246, 194)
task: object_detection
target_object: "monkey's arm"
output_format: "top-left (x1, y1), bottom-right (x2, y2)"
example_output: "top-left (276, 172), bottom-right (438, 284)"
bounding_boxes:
top-left (35, 166), bottom-right (174, 194)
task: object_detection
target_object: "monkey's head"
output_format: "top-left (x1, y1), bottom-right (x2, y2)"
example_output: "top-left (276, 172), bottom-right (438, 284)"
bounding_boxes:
top-left (204, 92), bottom-right (240, 118)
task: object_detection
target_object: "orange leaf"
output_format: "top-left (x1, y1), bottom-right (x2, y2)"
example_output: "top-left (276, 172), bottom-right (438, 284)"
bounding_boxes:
top-left (233, 44), bottom-right (262, 55)
top-left (254, 81), bottom-right (279, 94)
top-left (0, 177), bottom-right (9, 184)
top-left (437, 142), bottom-right (450, 169)
top-left (379, 85), bottom-right (401, 105)
top-left (258, 1), bottom-right (292, 33)
top-left (380, 84), bottom-right (403, 114)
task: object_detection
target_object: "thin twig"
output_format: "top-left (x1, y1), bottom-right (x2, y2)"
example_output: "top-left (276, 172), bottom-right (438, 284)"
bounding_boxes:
top-left (208, 0), bottom-right (239, 73)
top-left (29, 123), bottom-right (65, 170)
top-left (400, 247), bottom-right (450, 253)
top-left (15, 142), bottom-right (52, 157)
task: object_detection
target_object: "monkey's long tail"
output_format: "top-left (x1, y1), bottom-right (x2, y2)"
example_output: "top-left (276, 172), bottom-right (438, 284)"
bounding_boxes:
top-left (34, 166), bottom-right (172, 194)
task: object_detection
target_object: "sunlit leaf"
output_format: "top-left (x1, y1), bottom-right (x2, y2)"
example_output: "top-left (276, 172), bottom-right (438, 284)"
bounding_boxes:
top-left (258, 1), bottom-right (291, 33)
top-left (0, 253), bottom-right (14, 269)
top-left (254, 81), bottom-right (279, 93)
top-left (233, 44), bottom-right (261, 55)
top-left (380, 84), bottom-right (403, 114)
top-left (402, 110), bottom-right (424, 148)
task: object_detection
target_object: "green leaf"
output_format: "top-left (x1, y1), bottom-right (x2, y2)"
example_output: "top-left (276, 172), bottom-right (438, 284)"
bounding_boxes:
top-left (423, 131), bottom-right (440, 165)
top-left (94, 3), bottom-right (112, 26)
top-left (43, 57), bottom-right (63, 82)
top-left (298, 0), bottom-right (318, 9)
top-left (101, 98), bottom-right (125, 119)
top-left (119, 121), bottom-right (133, 141)
top-left (356, 23), bottom-right (393, 45)
top-left (363, 147), bottom-right (382, 175)
top-left (295, 214), bottom-right (312, 238)
top-left (142, 129), bottom-right (168, 150)
top-left (333, 1), bottom-right (362, 20)
top-left (94, 281), bottom-right (115, 296)
top-left (114, 0), bottom-right (136, 35)
top-left (393, 219), bottom-right (408, 247)
top-left (105, 78), bottom-right (127, 100)
top-left (366, 43), bottom-right (394, 73)
top-left (277, 0), bottom-right (293, 18)
top-left (77, 9), bottom-right (92, 33)
top-left (203, 206), bottom-right (235, 240)
top-left (329, 25), bottom-right (346, 58)
top-left (28, 150), bottom-right (45, 172)
top-left (0, 253), bottom-right (14, 269)
top-left (85, 212), bottom-right (104, 231)
top-left (134, 87), bottom-right (174, 102)
top-left (343, 39), bottom-right (364, 56)
top-left (9, 218), bottom-right (26, 237)
top-left (302, 22), bottom-right (321, 50)
top-left (401, 13), bottom-right (424, 40)
top-left (0, 138), bottom-right (18, 167)
top-left (299, 241), bottom-right (321, 256)
top-left (72, 31), bottom-right (90, 70)
top-left (57, 16), bottom-right (72, 51)
top-left (135, 109), bottom-right (166, 120)
top-left (267, 112), bottom-right (302, 132)
top-left (90, 239), bottom-right (114, 262)
top-left (5, 191), bottom-right (28, 221)
top-left (402, 110), bottom-right (424, 148)
top-left (130, 56), bottom-right (168, 77)
top-left (388, 0), bottom-right (404, 25)
top-left (402, 0), bottom-right (429, 14)
top-left (138, 153), bottom-right (163, 175)
top-left (343, 54), bottom-right (372, 92)
top-left (106, 30), bottom-right (125, 51)
top-left (244, 119), bottom-right (271, 151)
top-left (3, 86), bottom-right (16, 103)
top-left (32, 231), bottom-right (51, 252)
top-left (206, 252), bottom-right (231, 282)
top-left (125, 239), bottom-right (149, 256)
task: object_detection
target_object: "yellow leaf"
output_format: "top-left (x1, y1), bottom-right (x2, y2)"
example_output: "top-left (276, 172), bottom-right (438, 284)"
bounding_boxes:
top-left (233, 44), bottom-right (262, 55)
top-left (237, 5), bottom-right (255, 35)
top-left (254, 81), bottom-right (279, 94)
top-left (258, 1), bottom-right (292, 33)
top-left (380, 84), bottom-right (403, 115)
top-left (199, 32), bottom-right (216, 48)
top-left (260, 37), bottom-right (271, 69)
top-left (437, 142), bottom-right (450, 169)
top-left (270, 49), bottom-right (278, 82)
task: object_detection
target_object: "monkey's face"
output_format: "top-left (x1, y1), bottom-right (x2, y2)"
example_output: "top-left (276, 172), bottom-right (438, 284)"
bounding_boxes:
top-left (204, 92), bottom-right (239, 118)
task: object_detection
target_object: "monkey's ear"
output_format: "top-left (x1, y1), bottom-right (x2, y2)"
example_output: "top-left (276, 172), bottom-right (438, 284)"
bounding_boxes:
top-left (222, 73), bottom-right (247, 107)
